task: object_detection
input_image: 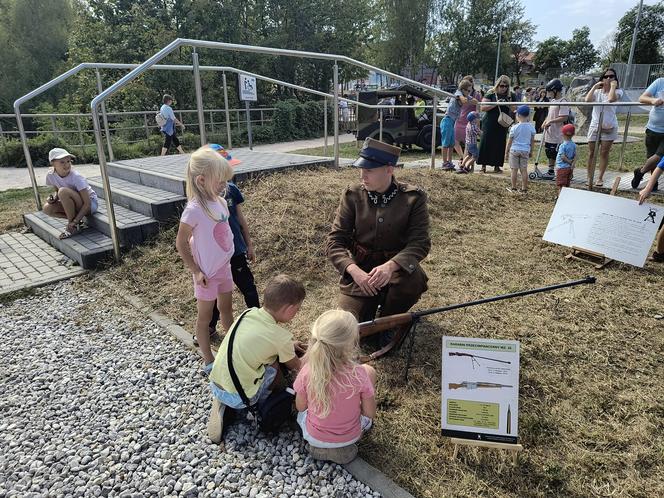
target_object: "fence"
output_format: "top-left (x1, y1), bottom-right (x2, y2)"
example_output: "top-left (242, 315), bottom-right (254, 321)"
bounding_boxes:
top-left (0, 107), bottom-right (276, 150)
top-left (609, 62), bottom-right (664, 89)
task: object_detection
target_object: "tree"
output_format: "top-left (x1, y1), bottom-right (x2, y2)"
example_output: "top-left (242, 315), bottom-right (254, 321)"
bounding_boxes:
top-left (503, 19), bottom-right (536, 85)
top-left (564, 27), bottom-right (599, 74)
top-left (0, 0), bottom-right (73, 112)
top-left (611, 2), bottom-right (664, 64)
top-left (534, 37), bottom-right (565, 74)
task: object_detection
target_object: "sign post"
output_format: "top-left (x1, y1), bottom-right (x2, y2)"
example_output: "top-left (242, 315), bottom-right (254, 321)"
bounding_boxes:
top-left (442, 336), bottom-right (523, 464)
top-left (238, 74), bottom-right (258, 150)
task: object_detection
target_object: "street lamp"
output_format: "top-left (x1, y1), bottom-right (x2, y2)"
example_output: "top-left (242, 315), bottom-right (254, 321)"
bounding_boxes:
top-left (495, 25), bottom-right (503, 83)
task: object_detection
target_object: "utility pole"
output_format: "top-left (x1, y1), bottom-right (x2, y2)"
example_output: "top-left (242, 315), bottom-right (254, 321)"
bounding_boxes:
top-left (495, 25), bottom-right (503, 83)
top-left (626, 0), bottom-right (644, 88)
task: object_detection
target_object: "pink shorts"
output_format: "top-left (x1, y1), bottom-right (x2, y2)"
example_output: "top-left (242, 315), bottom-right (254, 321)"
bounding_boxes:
top-left (193, 266), bottom-right (233, 301)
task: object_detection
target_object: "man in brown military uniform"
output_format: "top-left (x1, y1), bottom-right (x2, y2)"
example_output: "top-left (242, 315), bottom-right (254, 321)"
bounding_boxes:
top-left (326, 138), bottom-right (431, 322)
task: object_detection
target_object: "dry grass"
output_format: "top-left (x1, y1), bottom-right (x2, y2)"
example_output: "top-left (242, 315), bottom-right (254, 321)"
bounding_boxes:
top-left (0, 187), bottom-right (51, 232)
top-left (108, 167), bottom-right (664, 498)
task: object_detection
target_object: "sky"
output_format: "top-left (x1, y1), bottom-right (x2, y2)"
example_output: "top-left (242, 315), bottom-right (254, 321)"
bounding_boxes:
top-left (523, 0), bottom-right (659, 47)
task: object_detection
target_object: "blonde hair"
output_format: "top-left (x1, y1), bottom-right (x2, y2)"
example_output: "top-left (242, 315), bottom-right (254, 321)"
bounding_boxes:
top-left (304, 309), bottom-right (361, 418)
top-left (184, 146), bottom-right (234, 221)
top-left (493, 75), bottom-right (511, 93)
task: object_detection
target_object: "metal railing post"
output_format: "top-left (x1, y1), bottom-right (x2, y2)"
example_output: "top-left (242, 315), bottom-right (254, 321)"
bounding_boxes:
top-left (379, 108), bottom-right (383, 142)
top-left (15, 110), bottom-right (41, 209)
top-left (430, 97), bottom-right (437, 170)
top-left (50, 116), bottom-right (58, 137)
top-left (323, 99), bottom-right (328, 156)
top-left (333, 62), bottom-right (339, 167)
top-left (260, 109), bottom-right (264, 126)
top-left (192, 50), bottom-right (207, 145)
top-left (618, 109), bottom-right (632, 171)
top-left (588, 106), bottom-right (605, 190)
top-left (76, 115), bottom-right (84, 148)
top-left (222, 72), bottom-right (232, 148)
top-left (91, 104), bottom-right (121, 262)
top-left (245, 103), bottom-right (253, 150)
top-left (210, 111), bottom-right (215, 135)
top-left (95, 69), bottom-right (114, 161)
top-left (143, 113), bottom-right (150, 138)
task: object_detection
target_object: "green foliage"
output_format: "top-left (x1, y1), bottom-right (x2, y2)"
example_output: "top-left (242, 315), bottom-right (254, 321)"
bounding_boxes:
top-left (534, 28), bottom-right (599, 75)
top-left (609, 2), bottom-right (664, 65)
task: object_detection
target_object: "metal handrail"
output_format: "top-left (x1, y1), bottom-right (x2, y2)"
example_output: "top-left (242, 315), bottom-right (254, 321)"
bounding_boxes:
top-left (88, 38), bottom-right (460, 261)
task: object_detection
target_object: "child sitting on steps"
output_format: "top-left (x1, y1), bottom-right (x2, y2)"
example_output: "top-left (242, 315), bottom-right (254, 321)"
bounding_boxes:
top-left (43, 148), bottom-right (98, 239)
top-left (294, 309), bottom-right (377, 464)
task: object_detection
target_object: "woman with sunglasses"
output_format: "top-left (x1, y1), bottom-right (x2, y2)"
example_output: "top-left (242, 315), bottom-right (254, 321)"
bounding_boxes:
top-left (478, 75), bottom-right (517, 173)
top-left (584, 68), bottom-right (623, 187)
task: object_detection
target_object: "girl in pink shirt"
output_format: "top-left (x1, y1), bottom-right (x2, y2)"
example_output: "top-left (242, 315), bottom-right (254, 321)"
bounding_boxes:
top-left (294, 310), bottom-right (376, 464)
top-left (175, 147), bottom-right (235, 372)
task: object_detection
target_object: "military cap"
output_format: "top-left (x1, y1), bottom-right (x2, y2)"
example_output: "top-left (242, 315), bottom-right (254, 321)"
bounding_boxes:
top-left (353, 138), bottom-right (401, 169)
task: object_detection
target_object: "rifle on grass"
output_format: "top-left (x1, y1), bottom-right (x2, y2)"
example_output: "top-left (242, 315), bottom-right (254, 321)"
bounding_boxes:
top-left (358, 276), bottom-right (596, 379)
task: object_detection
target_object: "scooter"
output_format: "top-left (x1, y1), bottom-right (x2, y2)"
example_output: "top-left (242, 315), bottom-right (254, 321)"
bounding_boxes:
top-left (528, 127), bottom-right (556, 181)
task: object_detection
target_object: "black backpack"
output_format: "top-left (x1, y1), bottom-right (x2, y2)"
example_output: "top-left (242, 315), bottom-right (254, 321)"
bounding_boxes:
top-left (226, 310), bottom-right (295, 433)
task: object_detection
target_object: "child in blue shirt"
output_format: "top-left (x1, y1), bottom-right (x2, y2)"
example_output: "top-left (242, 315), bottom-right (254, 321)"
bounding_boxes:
top-left (555, 124), bottom-right (577, 196)
top-left (440, 79), bottom-right (476, 171)
top-left (159, 94), bottom-right (185, 156)
top-left (505, 105), bottom-right (536, 193)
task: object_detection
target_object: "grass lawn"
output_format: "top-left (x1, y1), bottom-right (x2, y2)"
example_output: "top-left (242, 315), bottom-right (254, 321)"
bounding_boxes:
top-left (107, 167), bottom-right (664, 498)
top-left (0, 186), bottom-right (50, 232)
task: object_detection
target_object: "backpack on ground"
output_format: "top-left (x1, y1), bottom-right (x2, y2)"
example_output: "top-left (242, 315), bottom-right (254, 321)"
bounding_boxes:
top-left (155, 112), bottom-right (167, 127)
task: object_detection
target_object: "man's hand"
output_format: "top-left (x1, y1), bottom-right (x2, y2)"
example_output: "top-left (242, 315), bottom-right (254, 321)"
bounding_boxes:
top-left (194, 271), bottom-right (208, 287)
top-left (654, 98), bottom-right (664, 107)
top-left (638, 186), bottom-right (652, 205)
top-left (543, 120), bottom-right (550, 129)
top-left (347, 265), bottom-right (378, 296)
top-left (367, 260), bottom-right (399, 289)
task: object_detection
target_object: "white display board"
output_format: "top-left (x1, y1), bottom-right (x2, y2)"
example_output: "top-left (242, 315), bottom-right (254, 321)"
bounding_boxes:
top-left (238, 74), bottom-right (257, 101)
top-left (441, 337), bottom-right (520, 444)
top-left (543, 187), bottom-right (664, 267)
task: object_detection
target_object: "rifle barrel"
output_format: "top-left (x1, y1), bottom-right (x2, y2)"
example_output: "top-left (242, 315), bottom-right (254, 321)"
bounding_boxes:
top-left (416, 276), bottom-right (595, 318)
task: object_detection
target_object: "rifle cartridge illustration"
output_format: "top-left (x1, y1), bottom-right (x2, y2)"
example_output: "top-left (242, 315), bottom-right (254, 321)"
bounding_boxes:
top-left (448, 352), bottom-right (511, 369)
top-left (357, 276), bottom-right (596, 380)
top-left (448, 381), bottom-right (513, 390)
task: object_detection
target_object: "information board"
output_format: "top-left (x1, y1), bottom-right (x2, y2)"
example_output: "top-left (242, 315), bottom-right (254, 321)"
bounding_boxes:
top-left (442, 337), bottom-right (520, 444)
top-left (543, 187), bottom-right (663, 267)
top-left (238, 74), bottom-right (257, 101)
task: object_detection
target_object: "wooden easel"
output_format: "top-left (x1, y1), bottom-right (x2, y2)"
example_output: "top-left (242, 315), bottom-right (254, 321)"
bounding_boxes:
top-left (565, 176), bottom-right (621, 269)
top-left (451, 438), bottom-right (523, 466)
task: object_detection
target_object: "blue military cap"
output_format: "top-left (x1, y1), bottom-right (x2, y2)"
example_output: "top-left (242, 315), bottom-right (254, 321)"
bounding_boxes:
top-left (353, 138), bottom-right (401, 169)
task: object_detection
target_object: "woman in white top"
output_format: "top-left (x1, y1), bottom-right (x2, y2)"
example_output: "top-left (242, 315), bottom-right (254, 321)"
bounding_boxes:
top-left (585, 68), bottom-right (623, 186)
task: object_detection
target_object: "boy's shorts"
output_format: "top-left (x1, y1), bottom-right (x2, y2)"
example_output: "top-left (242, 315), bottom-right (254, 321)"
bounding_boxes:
top-left (440, 116), bottom-right (455, 148)
top-left (509, 150), bottom-right (529, 169)
top-left (193, 265), bottom-right (233, 301)
top-left (90, 197), bottom-right (98, 214)
top-left (466, 143), bottom-right (479, 159)
top-left (297, 410), bottom-right (373, 448)
top-left (210, 365), bottom-right (278, 409)
top-left (545, 142), bottom-right (559, 160)
top-left (556, 167), bottom-right (573, 187)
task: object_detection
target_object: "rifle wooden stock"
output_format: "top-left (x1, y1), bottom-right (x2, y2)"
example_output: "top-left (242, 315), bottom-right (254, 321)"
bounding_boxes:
top-left (358, 313), bottom-right (413, 338)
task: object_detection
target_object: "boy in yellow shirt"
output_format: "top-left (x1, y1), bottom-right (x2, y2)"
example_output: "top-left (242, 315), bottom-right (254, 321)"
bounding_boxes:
top-left (207, 274), bottom-right (306, 443)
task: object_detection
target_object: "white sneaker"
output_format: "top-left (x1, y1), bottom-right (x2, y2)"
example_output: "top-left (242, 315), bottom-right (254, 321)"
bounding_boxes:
top-left (207, 397), bottom-right (225, 443)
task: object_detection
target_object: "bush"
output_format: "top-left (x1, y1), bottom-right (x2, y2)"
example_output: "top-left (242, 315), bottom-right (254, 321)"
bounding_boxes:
top-left (0, 134), bottom-right (70, 168)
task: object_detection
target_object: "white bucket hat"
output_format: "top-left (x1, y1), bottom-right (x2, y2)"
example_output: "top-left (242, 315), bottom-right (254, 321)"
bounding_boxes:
top-left (48, 148), bottom-right (76, 162)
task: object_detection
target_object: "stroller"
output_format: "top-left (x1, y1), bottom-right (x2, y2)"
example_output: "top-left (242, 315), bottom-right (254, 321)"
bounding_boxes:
top-left (528, 128), bottom-right (556, 181)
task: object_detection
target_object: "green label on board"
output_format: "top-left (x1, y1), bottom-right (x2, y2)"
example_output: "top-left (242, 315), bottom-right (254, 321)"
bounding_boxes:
top-left (447, 399), bottom-right (500, 429)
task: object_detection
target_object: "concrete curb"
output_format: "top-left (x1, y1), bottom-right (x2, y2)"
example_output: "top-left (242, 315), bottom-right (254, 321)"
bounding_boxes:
top-left (97, 276), bottom-right (417, 498)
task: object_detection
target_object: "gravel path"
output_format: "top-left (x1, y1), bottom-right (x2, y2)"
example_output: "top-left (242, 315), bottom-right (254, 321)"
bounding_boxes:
top-left (0, 280), bottom-right (380, 497)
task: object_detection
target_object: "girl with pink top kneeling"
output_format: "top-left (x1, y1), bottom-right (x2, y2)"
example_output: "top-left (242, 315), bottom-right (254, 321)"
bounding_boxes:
top-left (294, 309), bottom-right (377, 464)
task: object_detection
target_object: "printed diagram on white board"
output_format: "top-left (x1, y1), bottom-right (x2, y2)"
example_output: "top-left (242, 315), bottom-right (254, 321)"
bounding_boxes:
top-left (544, 213), bottom-right (591, 238)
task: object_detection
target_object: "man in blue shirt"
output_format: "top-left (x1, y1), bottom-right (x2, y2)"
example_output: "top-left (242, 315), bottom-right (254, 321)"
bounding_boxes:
top-left (631, 78), bottom-right (664, 190)
top-left (160, 94), bottom-right (185, 156)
